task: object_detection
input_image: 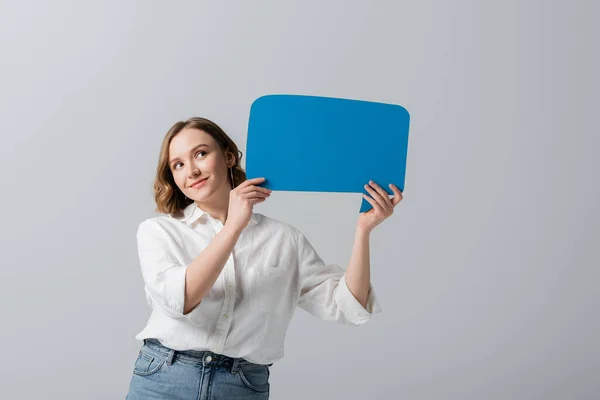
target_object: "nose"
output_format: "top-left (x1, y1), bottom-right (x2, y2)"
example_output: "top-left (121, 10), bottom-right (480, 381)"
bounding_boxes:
top-left (187, 165), bottom-right (200, 178)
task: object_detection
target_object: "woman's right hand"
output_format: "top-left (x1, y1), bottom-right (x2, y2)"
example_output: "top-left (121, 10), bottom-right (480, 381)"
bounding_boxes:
top-left (226, 177), bottom-right (271, 232)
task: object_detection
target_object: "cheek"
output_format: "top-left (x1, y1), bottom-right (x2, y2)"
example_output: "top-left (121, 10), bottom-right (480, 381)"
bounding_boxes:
top-left (172, 172), bottom-right (186, 190)
top-left (205, 158), bottom-right (219, 170)
top-left (202, 160), bottom-right (221, 176)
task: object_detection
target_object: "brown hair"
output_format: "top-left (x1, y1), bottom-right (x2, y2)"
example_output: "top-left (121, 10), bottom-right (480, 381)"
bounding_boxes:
top-left (153, 117), bottom-right (247, 215)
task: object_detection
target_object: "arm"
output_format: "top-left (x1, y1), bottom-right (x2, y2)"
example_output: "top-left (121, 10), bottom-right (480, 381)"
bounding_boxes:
top-left (294, 181), bottom-right (402, 324)
top-left (344, 180), bottom-right (404, 309)
top-left (138, 179), bottom-right (268, 318)
top-left (183, 176), bottom-right (270, 312)
top-left (344, 227), bottom-right (371, 309)
top-left (295, 228), bottom-right (382, 325)
top-left (136, 220), bottom-right (243, 318)
top-left (182, 223), bottom-right (243, 314)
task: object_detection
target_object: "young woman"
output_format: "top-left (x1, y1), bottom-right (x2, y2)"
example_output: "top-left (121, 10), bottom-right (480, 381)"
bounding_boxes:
top-left (126, 117), bottom-right (403, 399)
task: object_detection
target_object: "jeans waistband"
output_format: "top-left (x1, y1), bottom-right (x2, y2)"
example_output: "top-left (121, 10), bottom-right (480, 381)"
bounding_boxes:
top-left (142, 338), bottom-right (273, 369)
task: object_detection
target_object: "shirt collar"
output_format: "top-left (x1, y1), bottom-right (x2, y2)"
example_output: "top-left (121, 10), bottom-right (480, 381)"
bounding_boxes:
top-left (172, 202), bottom-right (258, 227)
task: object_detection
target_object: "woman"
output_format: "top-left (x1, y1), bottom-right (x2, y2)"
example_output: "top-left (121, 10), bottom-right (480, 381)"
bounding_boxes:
top-left (126, 117), bottom-right (403, 399)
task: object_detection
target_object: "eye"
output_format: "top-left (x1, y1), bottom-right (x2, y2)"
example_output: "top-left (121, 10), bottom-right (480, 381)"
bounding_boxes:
top-left (172, 151), bottom-right (207, 170)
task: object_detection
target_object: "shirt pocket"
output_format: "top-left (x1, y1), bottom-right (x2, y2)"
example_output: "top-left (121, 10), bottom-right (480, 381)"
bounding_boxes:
top-left (246, 263), bottom-right (292, 315)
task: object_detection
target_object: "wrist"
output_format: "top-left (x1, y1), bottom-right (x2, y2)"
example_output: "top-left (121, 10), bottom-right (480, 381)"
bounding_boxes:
top-left (222, 221), bottom-right (244, 237)
top-left (356, 225), bottom-right (371, 238)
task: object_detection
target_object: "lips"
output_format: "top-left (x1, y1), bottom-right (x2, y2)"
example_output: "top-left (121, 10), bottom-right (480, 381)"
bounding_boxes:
top-left (190, 177), bottom-right (208, 188)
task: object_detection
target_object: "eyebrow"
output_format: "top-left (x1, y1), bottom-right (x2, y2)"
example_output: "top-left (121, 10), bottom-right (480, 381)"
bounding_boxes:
top-left (169, 143), bottom-right (209, 165)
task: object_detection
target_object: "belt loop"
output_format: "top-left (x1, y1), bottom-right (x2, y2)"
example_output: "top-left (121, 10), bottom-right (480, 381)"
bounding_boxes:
top-left (231, 357), bottom-right (240, 374)
top-left (166, 349), bottom-right (176, 366)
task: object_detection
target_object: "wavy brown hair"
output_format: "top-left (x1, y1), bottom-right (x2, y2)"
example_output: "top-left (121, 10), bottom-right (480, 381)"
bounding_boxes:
top-left (153, 117), bottom-right (247, 215)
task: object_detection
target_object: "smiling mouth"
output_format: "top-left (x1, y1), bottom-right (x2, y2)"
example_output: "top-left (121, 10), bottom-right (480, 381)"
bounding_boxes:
top-left (190, 178), bottom-right (208, 188)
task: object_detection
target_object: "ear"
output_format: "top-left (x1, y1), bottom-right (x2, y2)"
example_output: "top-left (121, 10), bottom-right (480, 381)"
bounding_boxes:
top-left (225, 151), bottom-right (236, 168)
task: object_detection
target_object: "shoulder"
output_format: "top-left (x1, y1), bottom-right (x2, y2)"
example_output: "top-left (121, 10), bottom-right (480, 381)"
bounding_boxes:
top-left (136, 214), bottom-right (186, 239)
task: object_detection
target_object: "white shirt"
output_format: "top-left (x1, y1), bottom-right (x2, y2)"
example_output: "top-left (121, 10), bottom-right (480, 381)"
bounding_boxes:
top-left (134, 202), bottom-right (382, 364)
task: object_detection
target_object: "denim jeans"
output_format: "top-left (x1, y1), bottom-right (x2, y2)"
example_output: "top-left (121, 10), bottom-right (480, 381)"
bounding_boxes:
top-left (126, 339), bottom-right (272, 399)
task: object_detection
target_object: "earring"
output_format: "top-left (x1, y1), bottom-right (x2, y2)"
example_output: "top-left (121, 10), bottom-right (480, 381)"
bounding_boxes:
top-left (230, 167), bottom-right (234, 186)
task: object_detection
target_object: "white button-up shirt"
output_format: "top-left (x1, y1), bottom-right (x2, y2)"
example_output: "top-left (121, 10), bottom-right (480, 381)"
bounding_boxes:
top-left (134, 202), bottom-right (382, 364)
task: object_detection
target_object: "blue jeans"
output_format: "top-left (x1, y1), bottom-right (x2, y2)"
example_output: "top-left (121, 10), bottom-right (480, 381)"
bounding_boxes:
top-left (126, 339), bottom-right (272, 399)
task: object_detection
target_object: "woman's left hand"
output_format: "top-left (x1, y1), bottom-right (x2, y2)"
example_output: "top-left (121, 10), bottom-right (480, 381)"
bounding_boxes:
top-left (357, 181), bottom-right (404, 234)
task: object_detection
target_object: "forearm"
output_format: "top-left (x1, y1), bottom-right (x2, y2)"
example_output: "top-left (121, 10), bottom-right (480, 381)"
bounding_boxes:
top-left (183, 224), bottom-right (242, 314)
top-left (344, 227), bottom-right (371, 308)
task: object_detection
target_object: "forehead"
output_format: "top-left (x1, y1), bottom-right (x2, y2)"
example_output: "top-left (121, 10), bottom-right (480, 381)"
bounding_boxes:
top-left (169, 128), bottom-right (216, 157)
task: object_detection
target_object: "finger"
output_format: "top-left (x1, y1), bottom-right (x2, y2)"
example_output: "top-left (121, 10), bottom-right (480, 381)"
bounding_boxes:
top-left (239, 185), bottom-right (271, 195)
top-left (369, 181), bottom-right (394, 209)
top-left (240, 177), bottom-right (266, 188)
top-left (248, 197), bottom-right (266, 205)
top-left (364, 184), bottom-right (391, 213)
top-left (362, 193), bottom-right (383, 213)
top-left (244, 191), bottom-right (270, 199)
top-left (389, 184), bottom-right (404, 206)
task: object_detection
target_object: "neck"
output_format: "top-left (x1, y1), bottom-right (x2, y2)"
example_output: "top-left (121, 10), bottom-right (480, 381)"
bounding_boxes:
top-left (195, 181), bottom-right (232, 225)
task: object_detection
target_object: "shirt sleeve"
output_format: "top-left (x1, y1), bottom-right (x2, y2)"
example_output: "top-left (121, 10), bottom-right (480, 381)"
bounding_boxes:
top-left (136, 219), bottom-right (194, 320)
top-left (294, 228), bottom-right (382, 325)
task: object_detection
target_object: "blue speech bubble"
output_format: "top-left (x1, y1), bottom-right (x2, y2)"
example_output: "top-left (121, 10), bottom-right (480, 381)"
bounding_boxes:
top-left (245, 94), bottom-right (410, 213)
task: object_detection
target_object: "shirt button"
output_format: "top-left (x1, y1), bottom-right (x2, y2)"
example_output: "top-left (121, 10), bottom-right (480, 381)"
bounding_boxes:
top-left (205, 355), bottom-right (212, 363)
top-left (227, 282), bottom-right (233, 287)
top-left (223, 314), bottom-right (229, 319)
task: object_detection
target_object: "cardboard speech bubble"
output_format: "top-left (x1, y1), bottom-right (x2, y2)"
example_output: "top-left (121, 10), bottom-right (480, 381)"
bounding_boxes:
top-left (246, 94), bottom-right (410, 213)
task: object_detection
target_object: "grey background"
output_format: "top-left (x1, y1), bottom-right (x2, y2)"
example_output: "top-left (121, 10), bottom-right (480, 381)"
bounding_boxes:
top-left (1, 0), bottom-right (598, 399)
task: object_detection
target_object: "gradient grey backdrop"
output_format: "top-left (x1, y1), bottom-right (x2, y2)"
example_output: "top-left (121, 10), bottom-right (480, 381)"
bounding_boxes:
top-left (1, 1), bottom-right (598, 399)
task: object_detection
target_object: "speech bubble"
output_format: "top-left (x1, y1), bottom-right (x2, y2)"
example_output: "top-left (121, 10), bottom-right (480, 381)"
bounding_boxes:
top-left (245, 94), bottom-right (410, 213)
